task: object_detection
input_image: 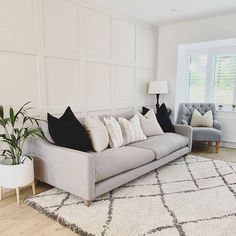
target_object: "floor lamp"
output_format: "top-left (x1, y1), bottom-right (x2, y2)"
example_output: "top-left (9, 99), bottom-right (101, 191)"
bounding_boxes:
top-left (148, 81), bottom-right (168, 111)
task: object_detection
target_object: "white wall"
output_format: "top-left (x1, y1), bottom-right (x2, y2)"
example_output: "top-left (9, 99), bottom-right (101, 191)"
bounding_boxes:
top-left (157, 13), bottom-right (236, 110)
top-left (0, 0), bottom-right (158, 118)
top-left (157, 13), bottom-right (236, 147)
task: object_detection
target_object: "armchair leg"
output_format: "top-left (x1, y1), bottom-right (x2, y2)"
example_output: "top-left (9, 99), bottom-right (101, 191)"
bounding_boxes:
top-left (208, 141), bottom-right (211, 148)
top-left (216, 141), bottom-right (220, 153)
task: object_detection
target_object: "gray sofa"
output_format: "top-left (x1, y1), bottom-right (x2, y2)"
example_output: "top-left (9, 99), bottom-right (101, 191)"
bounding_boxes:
top-left (177, 103), bottom-right (222, 152)
top-left (34, 123), bottom-right (192, 206)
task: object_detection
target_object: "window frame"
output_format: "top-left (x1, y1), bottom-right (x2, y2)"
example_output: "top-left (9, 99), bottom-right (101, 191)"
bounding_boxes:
top-left (186, 46), bottom-right (236, 107)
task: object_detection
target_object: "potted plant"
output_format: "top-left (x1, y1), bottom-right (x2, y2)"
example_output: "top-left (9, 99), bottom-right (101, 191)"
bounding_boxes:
top-left (232, 104), bottom-right (236, 112)
top-left (218, 104), bottom-right (223, 111)
top-left (0, 102), bottom-right (46, 204)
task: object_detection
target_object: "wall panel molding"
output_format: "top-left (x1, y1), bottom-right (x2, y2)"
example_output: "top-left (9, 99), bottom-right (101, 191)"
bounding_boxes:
top-left (0, 0), bottom-right (158, 116)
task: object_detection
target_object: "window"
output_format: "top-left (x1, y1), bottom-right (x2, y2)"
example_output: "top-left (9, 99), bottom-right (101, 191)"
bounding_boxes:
top-left (188, 55), bottom-right (208, 102)
top-left (213, 55), bottom-right (236, 104)
top-left (187, 48), bottom-right (236, 106)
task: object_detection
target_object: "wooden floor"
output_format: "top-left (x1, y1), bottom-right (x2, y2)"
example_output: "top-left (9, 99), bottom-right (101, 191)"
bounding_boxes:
top-left (0, 144), bottom-right (236, 236)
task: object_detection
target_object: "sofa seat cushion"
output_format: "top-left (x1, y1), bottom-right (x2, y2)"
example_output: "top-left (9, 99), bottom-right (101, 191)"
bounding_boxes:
top-left (129, 133), bottom-right (189, 160)
top-left (193, 127), bottom-right (222, 141)
top-left (94, 146), bottom-right (155, 182)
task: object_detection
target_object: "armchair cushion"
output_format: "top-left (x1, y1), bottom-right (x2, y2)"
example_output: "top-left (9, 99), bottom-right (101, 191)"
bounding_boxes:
top-left (190, 109), bottom-right (213, 127)
top-left (192, 127), bottom-right (221, 141)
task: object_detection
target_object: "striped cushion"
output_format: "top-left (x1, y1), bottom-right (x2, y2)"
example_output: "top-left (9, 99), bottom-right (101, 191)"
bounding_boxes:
top-left (104, 116), bottom-right (124, 148)
top-left (118, 114), bottom-right (147, 145)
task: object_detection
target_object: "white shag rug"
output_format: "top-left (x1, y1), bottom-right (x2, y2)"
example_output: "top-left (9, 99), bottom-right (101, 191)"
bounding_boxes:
top-left (25, 155), bottom-right (236, 236)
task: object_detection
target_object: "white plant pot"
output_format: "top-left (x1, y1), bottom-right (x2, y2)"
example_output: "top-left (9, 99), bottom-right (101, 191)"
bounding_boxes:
top-left (0, 158), bottom-right (34, 188)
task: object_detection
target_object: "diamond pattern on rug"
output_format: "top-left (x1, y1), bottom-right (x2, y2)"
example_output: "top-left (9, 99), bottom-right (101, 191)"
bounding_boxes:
top-left (183, 216), bottom-right (236, 236)
top-left (25, 155), bottom-right (236, 236)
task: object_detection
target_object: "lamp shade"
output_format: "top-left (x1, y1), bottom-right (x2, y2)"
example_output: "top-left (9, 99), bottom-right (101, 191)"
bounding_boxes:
top-left (148, 81), bottom-right (168, 94)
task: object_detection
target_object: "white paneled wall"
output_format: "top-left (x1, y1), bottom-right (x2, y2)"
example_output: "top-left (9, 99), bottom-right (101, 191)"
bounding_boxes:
top-left (0, 0), bottom-right (158, 117)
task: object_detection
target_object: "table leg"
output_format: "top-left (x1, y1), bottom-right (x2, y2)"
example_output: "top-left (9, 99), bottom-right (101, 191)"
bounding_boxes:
top-left (16, 188), bottom-right (20, 205)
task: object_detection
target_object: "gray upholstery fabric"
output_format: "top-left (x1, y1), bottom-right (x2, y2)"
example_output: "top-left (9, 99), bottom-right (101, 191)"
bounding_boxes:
top-left (177, 103), bottom-right (222, 142)
top-left (95, 147), bottom-right (190, 197)
top-left (213, 120), bottom-right (222, 131)
top-left (94, 146), bottom-right (155, 182)
top-left (129, 133), bottom-right (189, 160)
top-left (174, 124), bottom-right (193, 150)
top-left (35, 139), bottom-right (96, 201)
top-left (192, 127), bottom-right (222, 141)
top-left (178, 103), bottom-right (216, 125)
top-left (35, 110), bottom-right (192, 202)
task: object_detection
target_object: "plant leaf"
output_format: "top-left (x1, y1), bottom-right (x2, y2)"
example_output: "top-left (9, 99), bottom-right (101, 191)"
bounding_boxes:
top-left (9, 107), bottom-right (15, 126)
top-left (15, 101), bottom-right (31, 118)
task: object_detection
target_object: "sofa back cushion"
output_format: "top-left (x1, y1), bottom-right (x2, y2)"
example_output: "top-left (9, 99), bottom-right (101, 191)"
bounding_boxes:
top-left (47, 107), bottom-right (92, 152)
top-left (84, 116), bottom-right (109, 152)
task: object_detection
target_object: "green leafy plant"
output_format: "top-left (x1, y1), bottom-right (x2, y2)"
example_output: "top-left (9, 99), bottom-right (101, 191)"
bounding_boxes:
top-left (0, 102), bottom-right (46, 165)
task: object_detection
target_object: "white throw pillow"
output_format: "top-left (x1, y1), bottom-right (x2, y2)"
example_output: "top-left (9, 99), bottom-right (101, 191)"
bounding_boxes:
top-left (138, 109), bottom-right (164, 136)
top-left (118, 114), bottom-right (147, 145)
top-left (84, 116), bottom-right (109, 152)
top-left (104, 116), bottom-right (123, 148)
top-left (190, 109), bottom-right (213, 127)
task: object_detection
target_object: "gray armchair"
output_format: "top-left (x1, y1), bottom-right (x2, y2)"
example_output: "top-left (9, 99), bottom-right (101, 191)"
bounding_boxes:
top-left (177, 103), bottom-right (222, 153)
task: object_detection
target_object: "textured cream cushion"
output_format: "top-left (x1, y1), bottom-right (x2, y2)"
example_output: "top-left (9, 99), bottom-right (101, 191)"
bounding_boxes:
top-left (104, 116), bottom-right (123, 148)
top-left (118, 114), bottom-right (147, 145)
top-left (138, 109), bottom-right (164, 136)
top-left (190, 109), bottom-right (213, 127)
top-left (84, 116), bottom-right (109, 152)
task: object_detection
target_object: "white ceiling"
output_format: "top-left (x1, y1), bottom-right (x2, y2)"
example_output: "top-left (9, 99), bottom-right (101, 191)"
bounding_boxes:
top-left (91, 0), bottom-right (236, 26)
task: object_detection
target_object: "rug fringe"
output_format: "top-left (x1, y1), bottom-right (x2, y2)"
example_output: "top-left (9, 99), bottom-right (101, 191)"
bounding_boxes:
top-left (25, 199), bottom-right (95, 236)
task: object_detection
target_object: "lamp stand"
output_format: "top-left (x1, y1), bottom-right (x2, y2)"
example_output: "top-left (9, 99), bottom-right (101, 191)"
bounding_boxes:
top-left (156, 94), bottom-right (160, 111)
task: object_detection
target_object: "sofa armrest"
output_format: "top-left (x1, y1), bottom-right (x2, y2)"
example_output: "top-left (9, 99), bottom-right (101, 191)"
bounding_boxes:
top-left (174, 124), bottom-right (193, 151)
top-left (181, 119), bottom-right (189, 125)
top-left (213, 120), bottom-right (222, 131)
top-left (34, 139), bottom-right (96, 201)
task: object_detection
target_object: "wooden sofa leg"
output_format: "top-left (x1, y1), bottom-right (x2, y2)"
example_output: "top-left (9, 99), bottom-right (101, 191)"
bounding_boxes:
top-left (84, 200), bottom-right (92, 207)
top-left (216, 141), bottom-right (220, 153)
top-left (208, 141), bottom-right (212, 150)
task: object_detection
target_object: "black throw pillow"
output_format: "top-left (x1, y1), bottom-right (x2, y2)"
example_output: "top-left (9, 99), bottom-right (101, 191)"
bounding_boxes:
top-left (48, 107), bottom-right (93, 152)
top-left (142, 106), bottom-right (150, 116)
top-left (142, 104), bottom-right (175, 133)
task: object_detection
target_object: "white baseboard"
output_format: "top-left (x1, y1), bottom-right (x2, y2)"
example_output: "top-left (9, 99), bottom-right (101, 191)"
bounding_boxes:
top-left (221, 141), bottom-right (236, 149)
